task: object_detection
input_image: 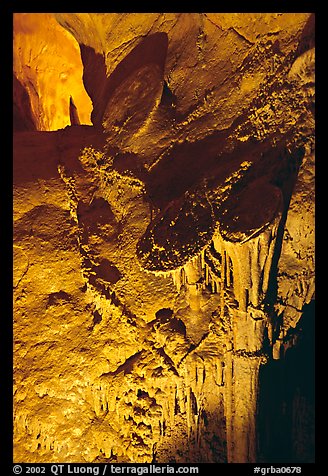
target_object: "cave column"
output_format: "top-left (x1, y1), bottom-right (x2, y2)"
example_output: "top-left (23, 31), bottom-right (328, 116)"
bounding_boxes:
top-left (225, 352), bottom-right (262, 462)
top-left (225, 308), bottom-right (267, 463)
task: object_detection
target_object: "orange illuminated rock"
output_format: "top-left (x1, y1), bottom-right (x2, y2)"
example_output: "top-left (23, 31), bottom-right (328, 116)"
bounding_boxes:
top-left (13, 13), bottom-right (93, 131)
top-left (13, 13), bottom-right (315, 465)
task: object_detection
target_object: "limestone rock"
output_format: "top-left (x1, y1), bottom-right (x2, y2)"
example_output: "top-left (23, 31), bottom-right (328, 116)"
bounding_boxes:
top-left (13, 13), bottom-right (93, 131)
top-left (13, 13), bottom-right (314, 464)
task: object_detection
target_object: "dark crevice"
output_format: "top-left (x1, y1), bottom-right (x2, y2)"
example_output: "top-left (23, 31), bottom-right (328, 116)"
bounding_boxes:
top-left (264, 145), bottom-right (305, 313)
top-left (92, 310), bottom-right (102, 326)
top-left (160, 80), bottom-right (177, 108)
top-left (47, 290), bottom-right (71, 307)
top-left (13, 74), bottom-right (37, 131)
top-left (155, 308), bottom-right (173, 323)
top-left (257, 301), bottom-right (315, 463)
top-left (145, 129), bottom-right (231, 209)
top-left (294, 13), bottom-right (315, 58)
top-left (101, 351), bottom-right (144, 378)
top-left (92, 259), bottom-right (122, 285)
top-left (156, 347), bottom-right (179, 376)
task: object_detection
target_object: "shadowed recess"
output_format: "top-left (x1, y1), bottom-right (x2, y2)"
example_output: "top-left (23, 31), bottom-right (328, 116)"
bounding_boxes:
top-left (93, 259), bottom-right (122, 285)
top-left (81, 32), bottom-right (168, 145)
top-left (13, 74), bottom-right (37, 131)
top-left (138, 139), bottom-right (304, 271)
top-left (137, 191), bottom-right (214, 272)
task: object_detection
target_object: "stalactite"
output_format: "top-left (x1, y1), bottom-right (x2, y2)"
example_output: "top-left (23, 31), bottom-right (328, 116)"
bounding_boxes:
top-left (211, 213), bottom-right (282, 312)
top-left (250, 238), bottom-right (261, 308)
top-left (262, 222), bottom-right (279, 295)
top-left (14, 12), bottom-right (314, 464)
top-left (11, 203), bottom-right (281, 464)
top-left (154, 209), bottom-right (284, 461)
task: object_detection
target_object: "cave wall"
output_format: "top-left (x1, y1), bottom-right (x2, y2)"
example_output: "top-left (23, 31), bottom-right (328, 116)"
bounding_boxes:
top-left (13, 13), bottom-right (93, 131)
top-left (13, 13), bottom-right (315, 464)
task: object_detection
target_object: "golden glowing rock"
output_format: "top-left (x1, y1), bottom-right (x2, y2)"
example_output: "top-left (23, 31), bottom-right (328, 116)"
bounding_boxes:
top-left (13, 13), bottom-right (93, 131)
top-left (13, 13), bottom-right (315, 464)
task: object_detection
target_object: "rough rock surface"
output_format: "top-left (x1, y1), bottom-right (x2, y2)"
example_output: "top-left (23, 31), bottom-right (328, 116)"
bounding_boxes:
top-left (13, 13), bottom-right (93, 131)
top-left (13, 13), bottom-right (315, 463)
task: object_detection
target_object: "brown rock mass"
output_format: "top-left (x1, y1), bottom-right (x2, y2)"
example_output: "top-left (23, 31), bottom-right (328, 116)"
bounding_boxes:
top-left (13, 13), bottom-right (315, 464)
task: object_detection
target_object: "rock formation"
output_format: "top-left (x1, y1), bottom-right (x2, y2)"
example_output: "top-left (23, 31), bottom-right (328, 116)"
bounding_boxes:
top-left (13, 13), bottom-right (315, 464)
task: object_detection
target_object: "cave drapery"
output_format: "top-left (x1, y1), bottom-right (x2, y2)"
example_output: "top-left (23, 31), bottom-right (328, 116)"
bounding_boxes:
top-left (13, 13), bottom-right (315, 464)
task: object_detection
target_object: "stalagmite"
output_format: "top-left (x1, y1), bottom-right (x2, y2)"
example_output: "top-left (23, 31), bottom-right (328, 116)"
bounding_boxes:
top-left (69, 96), bottom-right (81, 126)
